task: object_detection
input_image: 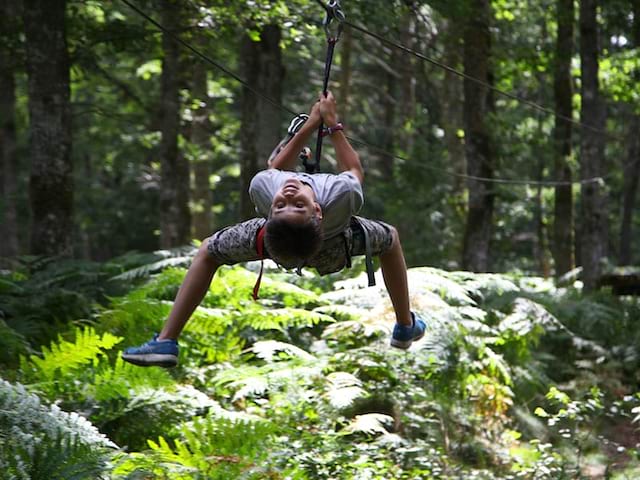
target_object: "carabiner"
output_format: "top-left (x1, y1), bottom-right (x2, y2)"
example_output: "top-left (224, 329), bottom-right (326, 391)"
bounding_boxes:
top-left (323, 0), bottom-right (345, 43)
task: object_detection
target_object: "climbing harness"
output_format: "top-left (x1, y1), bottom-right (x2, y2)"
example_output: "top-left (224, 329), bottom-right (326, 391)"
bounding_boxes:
top-left (308, 0), bottom-right (345, 174)
top-left (252, 225), bottom-right (267, 300)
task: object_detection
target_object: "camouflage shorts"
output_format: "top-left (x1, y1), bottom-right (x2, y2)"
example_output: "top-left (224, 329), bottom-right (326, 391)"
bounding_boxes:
top-left (206, 216), bottom-right (395, 276)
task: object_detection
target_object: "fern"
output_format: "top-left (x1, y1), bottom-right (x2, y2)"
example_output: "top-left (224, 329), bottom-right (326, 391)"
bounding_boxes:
top-left (214, 343), bottom-right (323, 402)
top-left (251, 340), bottom-right (317, 362)
top-left (325, 371), bottom-right (368, 409)
top-left (22, 327), bottom-right (122, 383)
top-left (109, 246), bottom-right (196, 282)
top-left (127, 416), bottom-right (284, 479)
top-left (92, 357), bottom-right (175, 404)
top-left (0, 379), bottom-right (116, 480)
top-left (239, 306), bottom-right (335, 331)
top-left (342, 413), bottom-right (394, 436)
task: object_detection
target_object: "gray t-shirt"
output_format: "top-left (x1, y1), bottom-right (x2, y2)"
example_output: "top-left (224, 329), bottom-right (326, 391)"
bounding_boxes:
top-left (249, 169), bottom-right (364, 239)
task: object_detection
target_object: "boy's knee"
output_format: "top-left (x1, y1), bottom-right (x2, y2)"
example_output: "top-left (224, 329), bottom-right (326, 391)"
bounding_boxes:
top-left (388, 226), bottom-right (400, 246)
top-left (196, 237), bottom-right (216, 263)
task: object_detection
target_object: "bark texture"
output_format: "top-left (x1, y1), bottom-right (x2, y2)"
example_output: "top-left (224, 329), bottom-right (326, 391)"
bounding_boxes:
top-left (618, 2), bottom-right (640, 265)
top-left (24, 0), bottom-right (73, 256)
top-left (461, 0), bottom-right (495, 272)
top-left (0, 0), bottom-right (21, 257)
top-left (159, 0), bottom-right (191, 248)
top-left (579, 0), bottom-right (608, 291)
top-left (191, 35), bottom-right (214, 240)
top-left (239, 25), bottom-right (284, 220)
top-left (552, 0), bottom-right (575, 276)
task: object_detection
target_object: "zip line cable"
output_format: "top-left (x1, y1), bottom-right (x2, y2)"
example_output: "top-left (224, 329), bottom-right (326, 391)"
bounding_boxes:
top-left (342, 19), bottom-right (625, 144)
top-left (120, 0), bottom-right (617, 187)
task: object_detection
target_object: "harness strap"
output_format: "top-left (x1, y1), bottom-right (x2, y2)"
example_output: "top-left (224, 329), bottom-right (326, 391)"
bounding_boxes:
top-left (350, 217), bottom-right (375, 287)
top-left (252, 225), bottom-right (267, 300)
top-left (363, 226), bottom-right (375, 287)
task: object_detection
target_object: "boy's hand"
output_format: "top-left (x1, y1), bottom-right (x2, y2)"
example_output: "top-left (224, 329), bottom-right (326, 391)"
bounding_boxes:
top-left (319, 91), bottom-right (338, 126)
top-left (308, 100), bottom-right (322, 129)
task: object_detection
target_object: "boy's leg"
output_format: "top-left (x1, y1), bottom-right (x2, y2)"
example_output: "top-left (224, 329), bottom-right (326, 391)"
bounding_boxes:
top-left (121, 240), bottom-right (219, 367)
top-left (351, 217), bottom-right (425, 349)
top-left (123, 218), bottom-right (266, 366)
top-left (379, 228), bottom-right (412, 327)
top-left (158, 240), bottom-right (220, 340)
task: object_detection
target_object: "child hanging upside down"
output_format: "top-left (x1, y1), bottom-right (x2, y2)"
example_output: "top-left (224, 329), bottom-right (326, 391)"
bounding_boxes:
top-left (122, 91), bottom-right (426, 367)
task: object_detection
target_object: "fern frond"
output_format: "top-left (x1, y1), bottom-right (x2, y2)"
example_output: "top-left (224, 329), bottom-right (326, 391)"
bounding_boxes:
top-left (239, 307), bottom-right (334, 331)
top-left (479, 345), bottom-right (513, 385)
top-left (92, 357), bottom-right (175, 403)
top-left (250, 340), bottom-right (316, 362)
top-left (325, 371), bottom-right (367, 409)
top-left (313, 304), bottom-right (367, 322)
top-left (23, 327), bottom-right (122, 381)
top-left (110, 255), bottom-right (194, 281)
top-left (499, 298), bottom-right (564, 336)
top-left (0, 379), bottom-right (116, 479)
top-left (410, 267), bottom-right (478, 305)
top-left (109, 246), bottom-right (197, 282)
top-left (207, 266), bottom-right (323, 308)
top-left (342, 413), bottom-right (394, 436)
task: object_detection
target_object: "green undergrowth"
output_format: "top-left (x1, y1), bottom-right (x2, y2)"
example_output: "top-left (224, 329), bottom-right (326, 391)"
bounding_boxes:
top-left (1, 258), bottom-right (640, 479)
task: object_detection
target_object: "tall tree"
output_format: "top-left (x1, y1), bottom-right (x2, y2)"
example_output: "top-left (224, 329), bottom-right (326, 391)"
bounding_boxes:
top-left (190, 33), bottom-right (214, 240)
top-left (461, 0), bottom-right (495, 272)
top-left (23, 0), bottom-right (73, 256)
top-left (552, 0), bottom-right (575, 276)
top-left (579, 0), bottom-right (608, 290)
top-left (159, 0), bottom-right (190, 248)
top-left (618, 0), bottom-right (640, 265)
top-left (0, 0), bottom-right (21, 258)
top-left (239, 25), bottom-right (284, 220)
top-left (440, 20), bottom-right (466, 196)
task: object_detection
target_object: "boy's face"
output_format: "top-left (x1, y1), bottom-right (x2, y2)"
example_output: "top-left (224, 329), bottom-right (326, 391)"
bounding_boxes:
top-left (270, 178), bottom-right (322, 223)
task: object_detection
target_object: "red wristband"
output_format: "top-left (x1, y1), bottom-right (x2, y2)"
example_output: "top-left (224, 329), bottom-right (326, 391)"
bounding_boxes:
top-left (321, 122), bottom-right (344, 137)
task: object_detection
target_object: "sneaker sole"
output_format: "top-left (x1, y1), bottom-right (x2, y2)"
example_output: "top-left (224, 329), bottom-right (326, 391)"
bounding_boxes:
top-left (121, 353), bottom-right (178, 368)
top-left (390, 331), bottom-right (425, 350)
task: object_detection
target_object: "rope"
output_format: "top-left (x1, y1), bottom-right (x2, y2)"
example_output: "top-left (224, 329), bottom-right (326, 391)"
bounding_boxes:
top-left (118, 0), bottom-right (623, 187)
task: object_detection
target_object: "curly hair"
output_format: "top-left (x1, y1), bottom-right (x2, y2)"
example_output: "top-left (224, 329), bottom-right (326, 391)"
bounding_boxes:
top-left (264, 215), bottom-right (323, 268)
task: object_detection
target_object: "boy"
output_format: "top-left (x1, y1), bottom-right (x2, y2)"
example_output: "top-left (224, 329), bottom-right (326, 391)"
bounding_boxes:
top-left (122, 92), bottom-right (426, 367)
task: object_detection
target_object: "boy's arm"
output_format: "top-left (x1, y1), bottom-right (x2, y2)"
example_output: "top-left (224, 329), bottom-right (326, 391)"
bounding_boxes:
top-left (320, 91), bottom-right (364, 184)
top-left (268, 102), bottom-right (322, 171)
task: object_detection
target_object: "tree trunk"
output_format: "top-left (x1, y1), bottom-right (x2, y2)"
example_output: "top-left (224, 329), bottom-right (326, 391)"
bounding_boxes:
top-left (552, 0), bottom-right (575, 277)
top-left (159, 1), bottom-right (190, 248)
top-left (239, 25), bottom-right (284, 220)
top-left (24, 0), bottom-right (73, 257)
top-left (380, 64), bottom-right (396, 179)
top-left (191, 35), bottom-right (214, 240)
top-left (440, 20), bottom-right (466, 196)
top-left (579, 0), bottom-right (608, 291)
top-left (620, 117), bottom-right (640, 265)
top-left (618, 2), bottom-right (640, 265)
top-left (461, 0), bottom-right (495, 272)
top-left (0, 0), bottom-right (21, 258)
top-left (398, 12), bottom-right (416, 153)
top-left (534, 110), bottom-right (551, 277)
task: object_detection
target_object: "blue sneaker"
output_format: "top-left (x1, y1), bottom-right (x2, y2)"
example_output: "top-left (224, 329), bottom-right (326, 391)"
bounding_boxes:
top-left (390, 312), bottom-right (426, 349)
top-left (121, 334), bottom-right (179, 367)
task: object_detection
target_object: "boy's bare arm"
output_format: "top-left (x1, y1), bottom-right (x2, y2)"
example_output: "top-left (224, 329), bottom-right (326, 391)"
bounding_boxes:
top-left (268, 102), bottom-right (322, 171)
top-left (320, 91), bottom-right (364, 184)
